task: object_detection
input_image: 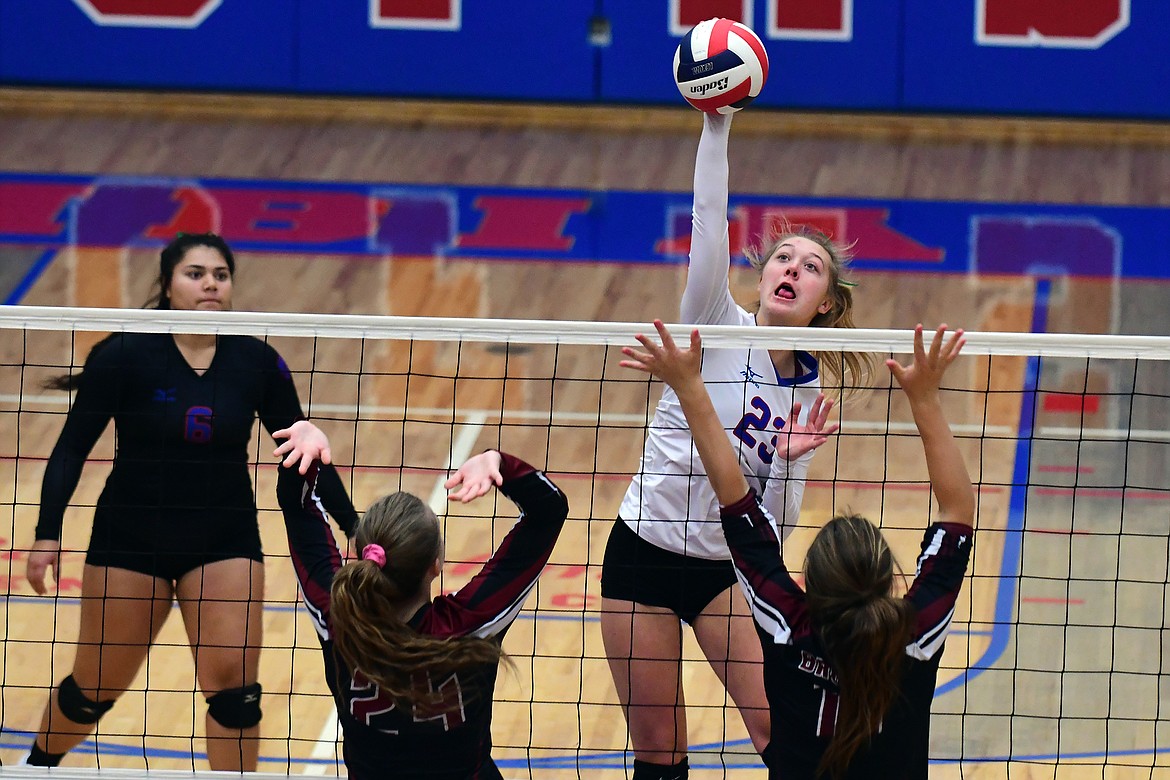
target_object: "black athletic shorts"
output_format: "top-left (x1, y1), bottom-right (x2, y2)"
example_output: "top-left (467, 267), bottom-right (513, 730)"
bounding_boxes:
top-left (600, 518), bottom-right (737, 625)
top-left (85, 507), bottom-right (264, 582)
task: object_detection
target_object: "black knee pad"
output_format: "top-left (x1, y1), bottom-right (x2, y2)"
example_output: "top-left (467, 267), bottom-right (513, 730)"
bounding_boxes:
top-left (632, 757), bottom-right (689, 780)
top-left (207, 683), bottom-right (262, 729)
top-left (57, 675), bottom-right (114, 725)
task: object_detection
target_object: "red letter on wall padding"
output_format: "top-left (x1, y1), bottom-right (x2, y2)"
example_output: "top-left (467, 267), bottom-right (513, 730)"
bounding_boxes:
top-left (373, 0), bottom-right (458, 28)
top-left (980, 0), bottom-right (1128, 47)
top-left (377, 0), bottom-right (455, 21)
top-left (72, 0), bottom-right (221, 26)
top-left (676, 0), bottom-right (749, 27)
top-left (82, 0), bottom-right (211, 14)
top-left (775, 0), bottom-right (844, 32)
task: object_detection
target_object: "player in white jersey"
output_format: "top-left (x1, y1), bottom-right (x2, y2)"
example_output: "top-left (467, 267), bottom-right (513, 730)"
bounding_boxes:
top-left (600, 113), bottom-right (874, 780)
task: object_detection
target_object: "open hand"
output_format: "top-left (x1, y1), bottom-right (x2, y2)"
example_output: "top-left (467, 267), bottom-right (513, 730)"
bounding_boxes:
top-left (620, 319), bottom-right (702, 391)
top-left (445, 450), bottom-right (504, 503)
top-left (777, 395), bottom-right (840, 462)
top-left (272, 420), bottom-right (333, 474)
top-left (887, 324), bottom-right (966, 401)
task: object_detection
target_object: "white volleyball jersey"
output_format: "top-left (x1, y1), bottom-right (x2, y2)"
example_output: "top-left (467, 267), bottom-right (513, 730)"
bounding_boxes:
top-left (618, 113), bottom-right (823, 560)
top-left (618, 303), bottom-right (822, 559)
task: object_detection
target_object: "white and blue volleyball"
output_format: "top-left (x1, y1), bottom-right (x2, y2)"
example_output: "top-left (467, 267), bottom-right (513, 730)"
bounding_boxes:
top-left (674, 18), bottom-right (769, 114)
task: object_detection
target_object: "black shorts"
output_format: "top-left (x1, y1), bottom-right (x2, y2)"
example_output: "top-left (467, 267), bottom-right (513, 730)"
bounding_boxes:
top-left (600, 518), bottom-right (737, 625)
top-left (86, 507), bottom-right (264, 582)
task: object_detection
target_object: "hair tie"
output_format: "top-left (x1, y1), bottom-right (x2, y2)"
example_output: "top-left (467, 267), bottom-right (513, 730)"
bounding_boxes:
top-left (361, 543), bottom-right (387, 568)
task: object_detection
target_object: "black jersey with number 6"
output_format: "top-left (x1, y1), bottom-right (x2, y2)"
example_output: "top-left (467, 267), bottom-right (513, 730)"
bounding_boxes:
top-left (37, 332), bottom-right (357, 554)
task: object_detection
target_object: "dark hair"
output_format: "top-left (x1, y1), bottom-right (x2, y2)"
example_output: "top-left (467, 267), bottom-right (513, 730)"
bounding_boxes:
top-left (330, 492), bottom-right (509, 710)
top-left (742, 224), bottom-right (877, 397)
top-left (803, 514), bottom-right (916, 779)
top-left (44, 233), bottom-right (235, 391)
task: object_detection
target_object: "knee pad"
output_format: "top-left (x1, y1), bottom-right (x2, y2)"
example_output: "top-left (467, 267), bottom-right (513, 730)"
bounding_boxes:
top-left (207, 683), bottom-right (262, 730)
top-left (57, 675), bottom-right (114, 725)
top-left (632, 757), bottom-right (689, 780)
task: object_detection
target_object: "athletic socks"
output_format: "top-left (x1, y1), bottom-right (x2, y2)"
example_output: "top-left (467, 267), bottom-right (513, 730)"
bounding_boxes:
top-left (632, 757), bottom-right (689, 780)
top-left (26, 742), bottom-right (65, 767)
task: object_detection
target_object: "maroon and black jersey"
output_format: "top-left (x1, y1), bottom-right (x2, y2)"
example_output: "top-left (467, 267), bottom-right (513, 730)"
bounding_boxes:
top-left (38, 332), bottom-right (357, 550)
top-left (276, 453), bottom-right (569, 780)
top-left (720, 490), bottom-right (973, 780)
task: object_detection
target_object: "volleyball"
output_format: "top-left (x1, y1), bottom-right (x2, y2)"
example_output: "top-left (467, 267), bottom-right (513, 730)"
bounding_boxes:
top-left (673, 18), bottom-right (769, 114)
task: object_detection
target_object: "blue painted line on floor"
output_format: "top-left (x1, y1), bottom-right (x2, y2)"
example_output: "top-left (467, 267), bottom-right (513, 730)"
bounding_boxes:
top-left (3, 247), bottom-right (57, 305)
top-left (937, 278), bottom-right (1049, 700)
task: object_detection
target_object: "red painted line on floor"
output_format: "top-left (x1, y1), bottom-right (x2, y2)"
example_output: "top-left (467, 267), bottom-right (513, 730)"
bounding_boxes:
top-left (1033, 487), bottom-right (1170, 501)
top-left (1036, 464), bottom-right (1094, 475)
top-left (1042, 393), bottom-right (1100, 414)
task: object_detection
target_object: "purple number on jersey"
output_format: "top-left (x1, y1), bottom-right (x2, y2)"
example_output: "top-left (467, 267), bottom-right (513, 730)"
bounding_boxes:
top-left (733, 396), bottom-right (780, 464)
top-left (184, 405), bottom-right (214, 443)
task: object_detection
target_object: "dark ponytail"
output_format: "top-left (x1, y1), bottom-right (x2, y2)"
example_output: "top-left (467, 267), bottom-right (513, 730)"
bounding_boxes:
top-left (804, 514), bottom-right (916, 779)
top-left (330, 492), bottom-right (508, 710)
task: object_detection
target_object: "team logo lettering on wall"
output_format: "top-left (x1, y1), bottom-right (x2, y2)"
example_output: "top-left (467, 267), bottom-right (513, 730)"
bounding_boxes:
top-left (669, 0), bottom-right (853, 41)
top-left (977, 0), bottom-right (1129, 48)
top-left (70, 0), bottom-right (223, 28)
top-left (768, 0), bottom-right (851, 41)
top-left (371, 0), bottom-right (461, 30)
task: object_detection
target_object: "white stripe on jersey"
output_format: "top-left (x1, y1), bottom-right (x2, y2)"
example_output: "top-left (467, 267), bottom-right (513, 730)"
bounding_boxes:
top-left (915, 526), bottom-right (945, 576)
top-left (299, 584), bottom-right (331, 642)
top-left (908, 604), bottom-right (956, 661)
top-left (733, 568), bottom-right (794, 645)
top-left (467, 577), bottom-right (538, 640)
top-left (906, 526), bottom-right (956, 660)
top-left (299, 480), bottom-right (335, 641)
top-left (465, 508), bottom-right (541, 640)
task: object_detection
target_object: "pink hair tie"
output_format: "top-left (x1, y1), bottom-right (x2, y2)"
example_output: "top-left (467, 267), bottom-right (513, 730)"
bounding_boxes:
top-left (361, 543), bottom-right (387, 567)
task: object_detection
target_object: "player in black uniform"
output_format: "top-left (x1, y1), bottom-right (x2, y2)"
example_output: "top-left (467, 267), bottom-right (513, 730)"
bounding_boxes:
top-left (620, 320), bottom-right (974, 780)
top-left (272, 421), bottom-right (569, 780)
top-left (23, 233), bottom-right (358, 771)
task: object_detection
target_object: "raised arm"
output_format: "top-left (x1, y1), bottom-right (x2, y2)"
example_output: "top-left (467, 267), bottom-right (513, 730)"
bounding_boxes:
top-left (886, 324), bottom-right (975, 528)
top-left (428, 451), bottom-right (569, 639)
top-left (275, 461), bottom-right (345, 638)
top-left (680, 113), bottom-right (737, 325)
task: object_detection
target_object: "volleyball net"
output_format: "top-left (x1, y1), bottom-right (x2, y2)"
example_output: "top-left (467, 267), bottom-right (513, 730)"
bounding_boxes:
top-left (1, 305), bottom-right (1168, 778)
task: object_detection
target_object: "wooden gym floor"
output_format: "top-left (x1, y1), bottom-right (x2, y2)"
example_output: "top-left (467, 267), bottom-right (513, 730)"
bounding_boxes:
top-left (0, 88), bottom-right (1168, 778)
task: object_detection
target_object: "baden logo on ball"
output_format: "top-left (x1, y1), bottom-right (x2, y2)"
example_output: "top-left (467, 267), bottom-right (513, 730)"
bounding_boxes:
top-left (674, 17), bottom-right (769, 114)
